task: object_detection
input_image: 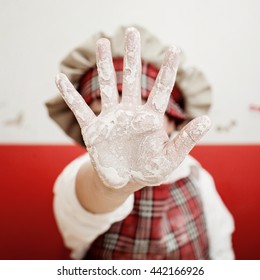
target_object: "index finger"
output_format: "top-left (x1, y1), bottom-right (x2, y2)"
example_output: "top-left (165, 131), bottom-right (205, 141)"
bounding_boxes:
top-left (146, 46), bottom-right (180, 115)
top-left (166, 115), bottom-right (211, 168)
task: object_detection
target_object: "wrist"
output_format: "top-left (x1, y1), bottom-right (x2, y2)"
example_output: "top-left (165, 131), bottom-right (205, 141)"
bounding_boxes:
top-left (76, 160), bottom-right (136, 213)
top-left (92, 169), bottom-right (130, 201)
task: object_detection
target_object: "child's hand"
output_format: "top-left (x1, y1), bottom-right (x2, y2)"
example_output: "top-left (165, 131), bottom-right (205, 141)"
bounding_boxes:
top-left (55, 27), bottom-right (211, 189)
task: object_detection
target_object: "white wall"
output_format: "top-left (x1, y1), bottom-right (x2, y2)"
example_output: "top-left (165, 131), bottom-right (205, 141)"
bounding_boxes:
top-left (0, 0), bottom-right (259, 144)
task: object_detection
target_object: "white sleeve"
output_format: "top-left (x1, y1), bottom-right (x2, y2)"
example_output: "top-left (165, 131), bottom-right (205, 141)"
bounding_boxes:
top-left (53, 154), bottom-right (134, 259)
top-left (196, 167), bottom-right (235, 260)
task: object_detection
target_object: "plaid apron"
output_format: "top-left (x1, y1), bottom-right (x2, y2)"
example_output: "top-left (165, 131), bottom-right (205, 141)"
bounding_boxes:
top-left (84, 176), bottom-right (209, 260)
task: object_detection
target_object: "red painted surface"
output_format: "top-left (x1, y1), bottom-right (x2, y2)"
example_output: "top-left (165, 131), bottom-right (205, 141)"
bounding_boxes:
top-left (0, 144), bottom-right (259, 260)
top-left (191, 145), bottom-right (260, 260)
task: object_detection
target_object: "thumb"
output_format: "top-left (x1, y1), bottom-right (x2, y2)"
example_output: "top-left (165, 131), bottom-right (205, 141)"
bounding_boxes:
top-left (166, 115), bottom-right (211, 168)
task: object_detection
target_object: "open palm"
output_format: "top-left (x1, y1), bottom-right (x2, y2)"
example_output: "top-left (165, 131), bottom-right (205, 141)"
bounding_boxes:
top-left (55, 27), bottom-right (211, 189)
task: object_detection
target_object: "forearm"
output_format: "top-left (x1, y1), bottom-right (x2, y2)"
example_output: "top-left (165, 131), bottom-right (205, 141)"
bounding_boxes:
top-left (53, 154), bottom-right (135, 259)
top-left (76, 160), bottom-right (137, 213)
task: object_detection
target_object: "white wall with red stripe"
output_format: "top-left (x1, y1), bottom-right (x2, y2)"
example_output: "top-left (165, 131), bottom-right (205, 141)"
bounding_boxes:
top-left (0, 0), bottom-right (259, 144)
top-left (0, 0), bottom-right (259, 260)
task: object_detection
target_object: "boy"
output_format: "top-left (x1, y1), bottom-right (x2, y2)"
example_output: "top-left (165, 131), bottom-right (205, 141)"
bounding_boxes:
top-left (46, 26), bottom-right (234, 260)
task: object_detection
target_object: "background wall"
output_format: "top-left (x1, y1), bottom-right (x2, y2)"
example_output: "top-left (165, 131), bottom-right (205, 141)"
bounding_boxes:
top-left (0, 0), bottom-right (260, 260)
top-left (0, 0), bottom-right (259, 144)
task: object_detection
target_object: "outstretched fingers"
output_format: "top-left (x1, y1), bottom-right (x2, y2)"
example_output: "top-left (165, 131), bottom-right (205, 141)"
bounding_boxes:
top-left (146, 46), bottom-right (181, 116)
top-left (96, 38), bottom-right (119, 112)
top-left (166, 116), bottom-right (211, 168)
top-left (55, 73), bottom-right (96, 129)
top-left (121, 27), bottom-right (142, 106)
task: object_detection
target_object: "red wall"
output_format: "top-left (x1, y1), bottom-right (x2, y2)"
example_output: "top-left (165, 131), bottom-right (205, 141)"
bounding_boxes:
top-left (0, 144), bottom-right (259, 260)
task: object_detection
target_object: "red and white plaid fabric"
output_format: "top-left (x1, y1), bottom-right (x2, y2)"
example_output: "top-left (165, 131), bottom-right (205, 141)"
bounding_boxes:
top-left (78, 57), bottom-right (186, 124)
top-left (84, 176), bottom-right (209, 260)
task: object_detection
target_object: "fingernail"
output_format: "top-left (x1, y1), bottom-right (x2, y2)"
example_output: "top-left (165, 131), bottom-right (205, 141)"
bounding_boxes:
top-left (187, 115), bottom-right (211, 142)
top-left (96, 38), bottom-right (110, 60)
top-left (55, 73), bottom-right (73, 100)
top-left (55, 73), bottom-right (64, 92)
top-left (165, 46), bottom-right (181, 70)
top-left (125, 27), bottom-right (140, 52)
